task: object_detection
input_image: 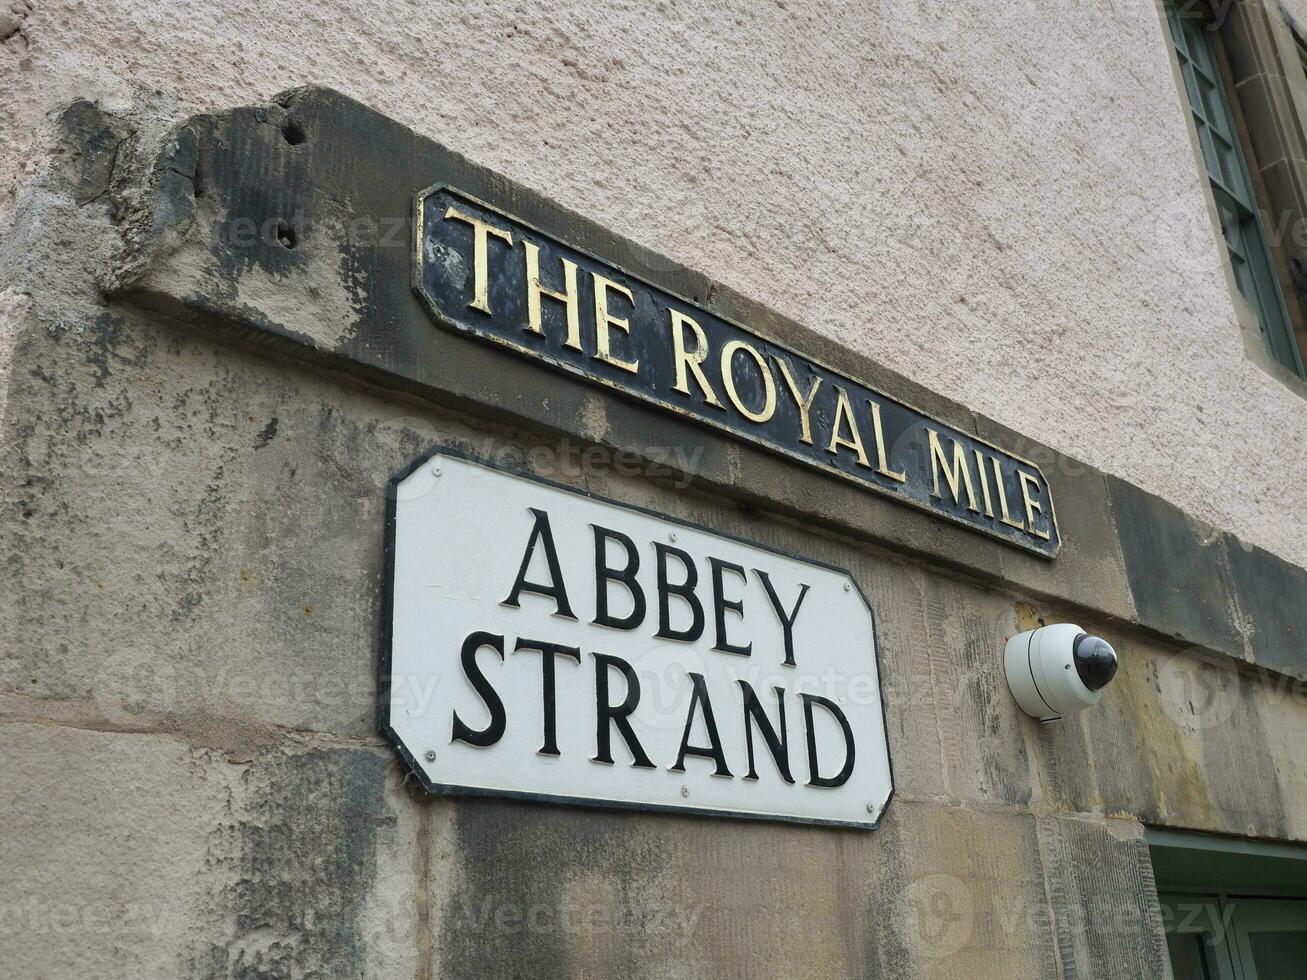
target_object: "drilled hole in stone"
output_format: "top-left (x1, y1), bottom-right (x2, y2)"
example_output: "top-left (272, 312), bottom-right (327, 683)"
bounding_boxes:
top-left (276, 222), bottom-right (297, 249)
top-left (282, 119), bottom-right (306, 145)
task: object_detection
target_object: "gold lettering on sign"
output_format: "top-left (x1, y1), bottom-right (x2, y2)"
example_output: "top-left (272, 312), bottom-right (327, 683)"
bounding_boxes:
top-left (991, 456), bottom-right (1025, 530)
top-left (667, 310), bottom-right (724, 408)
top-left (827, 387), bottom-right (870, 467)
top-left (422, 191), bottom-right (1060, 556)
top-left (773, 357), bottom-right (822, 446)
top-left (1018, 471), bottom-right (1051, 541)
top-left (592, 274), bottom-right (640, 374)
top-left (443, 206), bottom-right (513, 315)
top-left (973, 449), bottom-right (995, 518)
top-left (867, 400), bottom-right (907, 484)
top-left (720, 340), bottom-right (777, 424)
top-left (523, 241), bottom-right (581, 350)
top-left (928, 429), bottom-right (980, 513)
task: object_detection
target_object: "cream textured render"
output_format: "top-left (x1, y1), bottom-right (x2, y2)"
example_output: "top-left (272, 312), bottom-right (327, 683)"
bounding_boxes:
top-left (2, 0), bottom-right (1305, 570)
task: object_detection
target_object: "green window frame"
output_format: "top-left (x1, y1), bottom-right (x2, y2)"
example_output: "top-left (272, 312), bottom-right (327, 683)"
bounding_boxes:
top-left (1165, 4), bottom-right (1307, 378)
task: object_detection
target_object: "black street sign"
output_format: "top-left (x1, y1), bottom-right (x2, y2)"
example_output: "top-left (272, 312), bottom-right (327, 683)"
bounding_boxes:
top-left (414, 185), bottom-right (1060, 558)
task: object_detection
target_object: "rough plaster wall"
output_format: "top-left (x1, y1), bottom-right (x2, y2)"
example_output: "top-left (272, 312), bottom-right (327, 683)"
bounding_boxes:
top-left (0, 288), bottom-right (29, 431)
top-left (4, 1), bottom-right (1306, 568)
top-left (1281, 0), bottom-right (1307, 36)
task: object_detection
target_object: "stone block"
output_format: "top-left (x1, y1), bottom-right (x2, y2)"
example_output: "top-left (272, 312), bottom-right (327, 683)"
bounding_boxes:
top-left (0, 722), bottom-right (418, 978)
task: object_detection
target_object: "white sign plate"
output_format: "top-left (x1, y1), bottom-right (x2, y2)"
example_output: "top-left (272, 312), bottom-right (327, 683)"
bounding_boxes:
top-left (380, 451), bottom-right (894, 829)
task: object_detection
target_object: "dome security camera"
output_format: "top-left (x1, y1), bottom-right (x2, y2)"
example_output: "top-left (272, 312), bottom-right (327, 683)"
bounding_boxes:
top-left (1004, 623), bottom-right (1118, 722)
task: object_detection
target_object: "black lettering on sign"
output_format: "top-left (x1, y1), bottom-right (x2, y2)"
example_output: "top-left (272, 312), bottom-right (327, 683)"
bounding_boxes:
top-left (591, 525), bottom-right (646, 630)
top-left (451, 631), bottom-right (507, 747)
top-left (709, 557), bottom-right (752, 657)
top-left (591, 652), bottom-right (655, 769)
top-left (755, 570), bottom-right (809, 668)
top-left (801, 693), bottom-right (856, 788)
top-left (415, 187), bottom-right (1061, 557)
top-left (738, 681), bottom-right (794, 784)
top-left (503, 508), bottom-right (576, 619)
top-left (654, 542), bottom-right (705, 643)
top-left (671, 673), bottom-right (732, 777)
top-left (512, 637), bottom-right (581, 757)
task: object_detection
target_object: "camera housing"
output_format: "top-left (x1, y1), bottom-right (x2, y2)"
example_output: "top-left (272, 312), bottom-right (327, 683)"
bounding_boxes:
top-left (1004, 623), bottom-right (1118, 722)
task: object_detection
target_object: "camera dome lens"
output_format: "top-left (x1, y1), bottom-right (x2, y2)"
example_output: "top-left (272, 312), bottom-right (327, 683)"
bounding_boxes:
top-left (1072, 634), bottom-right (1118, 691)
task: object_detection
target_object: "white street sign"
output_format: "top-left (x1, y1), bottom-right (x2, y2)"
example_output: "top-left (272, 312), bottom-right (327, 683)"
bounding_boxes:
top-left (381, 451), bottom-right (893, 829)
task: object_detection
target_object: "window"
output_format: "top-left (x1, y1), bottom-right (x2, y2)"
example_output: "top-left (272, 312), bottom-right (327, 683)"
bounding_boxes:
top-left (1161, 894), bottom-right (1307, 978)
top-left (1164, 2), bottom-right (1307, 379)
top-left (1151, 829), bottom-right (1307, 980)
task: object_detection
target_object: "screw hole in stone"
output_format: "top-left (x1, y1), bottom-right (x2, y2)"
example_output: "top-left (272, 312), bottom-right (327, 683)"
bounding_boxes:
top-left (282, 119), bottom-right (305, 145)
top-left (276, 221), bottom-right (297, 249)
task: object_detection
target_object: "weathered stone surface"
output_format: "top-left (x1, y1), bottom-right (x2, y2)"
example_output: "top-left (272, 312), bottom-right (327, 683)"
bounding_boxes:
top-left (1107, 476), bottom-right (1244, 657)
top-left (0, 298), bottom-right (480, 738)
top-left (9, 87), bottom-right (1307, 704)
top-left (426, 796), bottom-right (1059, 979)
top-left (1026, 629), bottom-right (1305, 842)
top-left (1035, 816), bottom-right (1171, 979)
top-left (861, 565), bottom-right (1033, 808)
top-left (7, 272), bottom-right (1306, 827)
top-left (1, 723), bottom-right (225, 979)
top-left (0, 722), bottom-right (418, 979)
top-left (186, 742), bottom-right (418, 980)
top-left (109, 85), bottom-right (1032, 593)
top-left (0, 278), bottom-right (1025, 815)
top-left (1226, 536), bottom-right (1307, 679)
